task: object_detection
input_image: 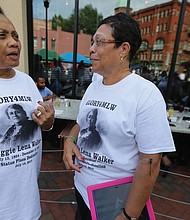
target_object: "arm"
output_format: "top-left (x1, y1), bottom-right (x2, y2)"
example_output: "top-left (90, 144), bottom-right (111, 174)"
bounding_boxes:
top-left (43, 93), bottom-right (56, 102)
top-left (63, 123), bottom-right (84, 173)
top-left (115, 152), bottom-right (161, 220)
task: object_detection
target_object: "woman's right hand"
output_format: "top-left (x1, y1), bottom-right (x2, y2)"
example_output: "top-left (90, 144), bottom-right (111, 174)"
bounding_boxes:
top-left (63, 138), bottom-right (83, 173)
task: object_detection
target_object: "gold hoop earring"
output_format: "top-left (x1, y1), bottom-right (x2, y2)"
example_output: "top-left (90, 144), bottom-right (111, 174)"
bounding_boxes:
top-left (120, 57), bottom-right (124, 62)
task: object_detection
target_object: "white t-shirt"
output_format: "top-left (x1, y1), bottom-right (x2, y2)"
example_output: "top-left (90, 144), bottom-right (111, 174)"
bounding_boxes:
top-left (91, 72), bottom-right (103, 82)
top-left (75, 73), bottom-right (175, 207)
top-left (0, 69), bottom-right (42, 220)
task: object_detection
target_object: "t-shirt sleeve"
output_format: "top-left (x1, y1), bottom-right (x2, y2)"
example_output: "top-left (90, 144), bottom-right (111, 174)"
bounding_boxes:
top-left (46, 87), bottom-right (53, 95)
top-left (135, 87), bottom-right (175, 154)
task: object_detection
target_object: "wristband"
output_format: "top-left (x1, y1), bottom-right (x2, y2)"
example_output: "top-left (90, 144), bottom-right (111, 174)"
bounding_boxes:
top-left (122, 208), bottom-right (137, 220)
top-left (42, 125), bottom-right (54, 131)
top-left (64, 135), bottom-right (76, 144)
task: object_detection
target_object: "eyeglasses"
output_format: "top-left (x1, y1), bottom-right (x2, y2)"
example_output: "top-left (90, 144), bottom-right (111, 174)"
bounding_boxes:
top-left (90, 38), bottom-right (122, 48)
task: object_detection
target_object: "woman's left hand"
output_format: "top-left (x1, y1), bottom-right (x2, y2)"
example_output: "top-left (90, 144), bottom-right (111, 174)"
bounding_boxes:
top-left (32, 101), bottom-right (55, 130)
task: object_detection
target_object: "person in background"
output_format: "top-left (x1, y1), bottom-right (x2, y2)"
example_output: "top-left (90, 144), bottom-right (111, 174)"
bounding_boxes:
top-left (156, 70), bottom-right (168, 102)
top-left (0, 7), bottom-right (54, 220)
top-left (63, 12), bottom-right (175, 220)
top-left (140, 66), bottom-right (152, 81)
top-left (36, 75), bottom-right (56, 101)
top-left (50, 58), bottom-right (64, 96)
top-left (170, 71), bottom-right (184, 106)
top-left (34, 54), bottom-right (45, 76)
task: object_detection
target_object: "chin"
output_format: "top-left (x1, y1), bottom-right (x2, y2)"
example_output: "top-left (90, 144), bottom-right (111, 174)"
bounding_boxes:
top-left (92, 66), bottom-right (99, 73)
top-left (10, 62), bottom-right (19, 68)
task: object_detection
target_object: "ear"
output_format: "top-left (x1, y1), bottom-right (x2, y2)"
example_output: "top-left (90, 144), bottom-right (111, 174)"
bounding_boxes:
top-left (120, 42), bottom-right (130, 58)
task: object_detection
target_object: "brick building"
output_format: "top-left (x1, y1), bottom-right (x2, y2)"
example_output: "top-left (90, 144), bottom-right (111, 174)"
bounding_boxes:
top-left (33, 18), bottom-right (91, 58)
top-left (33, 0), bottom-right (190, 73)
top-left (115, 0), bottom-right (190, 73)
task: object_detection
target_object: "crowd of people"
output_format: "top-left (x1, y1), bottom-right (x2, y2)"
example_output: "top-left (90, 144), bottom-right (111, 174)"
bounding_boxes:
top-left (34, 55), bottom-right (93, 98)
top-left (139, 67), bottom-right (190, 109)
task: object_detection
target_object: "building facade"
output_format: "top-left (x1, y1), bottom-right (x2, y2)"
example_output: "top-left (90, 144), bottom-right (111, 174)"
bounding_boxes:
top-left (33, 18), bottom-right (92, 58)
top-left (115, 0), bottom-right (190, 74)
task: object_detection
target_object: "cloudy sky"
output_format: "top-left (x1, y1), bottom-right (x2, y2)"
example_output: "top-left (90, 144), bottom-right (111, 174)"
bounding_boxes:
top-left (33, 0), bottom-right (181, 19)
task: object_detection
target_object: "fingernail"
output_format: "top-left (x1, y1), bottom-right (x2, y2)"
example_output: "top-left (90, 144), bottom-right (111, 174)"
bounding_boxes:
top-left (80, 156), bottom-right (85, 161)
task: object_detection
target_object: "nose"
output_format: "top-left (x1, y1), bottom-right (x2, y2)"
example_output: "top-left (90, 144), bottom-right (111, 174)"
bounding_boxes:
top-left (90, 45), bottom-right (96, 55)
top-left (8, 36), bottom-right (20, 48)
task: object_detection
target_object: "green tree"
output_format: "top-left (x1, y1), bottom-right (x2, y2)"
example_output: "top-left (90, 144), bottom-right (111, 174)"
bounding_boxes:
top-left (52, 15), bottom-right (64, 30)
top-left (52, 4), bottom-right (103, 35)
top-left (78, 4), bottom-right (103, 35)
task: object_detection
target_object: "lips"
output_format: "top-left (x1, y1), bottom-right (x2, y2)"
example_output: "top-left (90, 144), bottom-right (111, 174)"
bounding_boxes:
top-left (90, 57), bottom-right (99, 62)
top-left (7, 51), bottom-right (20, 60)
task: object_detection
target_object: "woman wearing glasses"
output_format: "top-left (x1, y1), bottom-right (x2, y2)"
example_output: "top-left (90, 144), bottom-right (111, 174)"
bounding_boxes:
top-left (63, 12), bottom-right (175, 220)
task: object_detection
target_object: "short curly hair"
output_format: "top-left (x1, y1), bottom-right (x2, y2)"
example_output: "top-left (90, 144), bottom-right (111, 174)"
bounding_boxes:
top-left (98, 12), bottom-right (142, 63)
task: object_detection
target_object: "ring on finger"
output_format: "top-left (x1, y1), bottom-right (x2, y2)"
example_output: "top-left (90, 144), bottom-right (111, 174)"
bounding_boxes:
top-left (36, 111), bottom-right (42, 117)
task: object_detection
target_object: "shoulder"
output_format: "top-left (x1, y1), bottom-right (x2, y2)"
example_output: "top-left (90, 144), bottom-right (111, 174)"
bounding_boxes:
top-left (129, 73), bottom-right (159, 92)
top-left (44, 86), bottom-right (53, 94)
top-left (14, 68), bottom-right (33, 80)
top-left (14, 69), bottom-right (37, 87)
top-left (128, 74), bottom-right (165, 108)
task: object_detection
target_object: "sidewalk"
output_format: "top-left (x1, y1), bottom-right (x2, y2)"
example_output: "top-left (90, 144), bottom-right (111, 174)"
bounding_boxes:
top-left (39, 142), bottom-right (190, 220)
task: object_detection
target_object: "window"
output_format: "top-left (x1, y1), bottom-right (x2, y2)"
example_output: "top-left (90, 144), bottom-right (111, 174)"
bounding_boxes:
top-left (41, 37), bottom-right (46, 49)
top-left (155, 53), bottom-right (159, 60)
top-left (183, 41), bottom-right (187, 50)
top-left (156, 24), bottom-right (159, 33)
top-left (34, 36), bottom-right (37, 48)
top-left (51, 38), bottom-right (56, 51)
top-left (163, 23), bottom-right (168, 31)
top-left (159, 53), bottom-right (162, 60)
top-left (159, 24), bottom-right (162, 32)
top-left (140, 53), bottom-right (143, 60)
top-left (153, 38), bottom-right (165, 50)
top-left (151, 52), bottom-right (155, 61)
top-left (165, 10), bottom-right (169, 17)
top-left (147, 26), bottom-right (150, 34)
top-left (140, 40), bottom-right (149, 51)
top-left (183, 41), bottom-right (190, 51)
top-left (144, 27), bottom-right (146, 35)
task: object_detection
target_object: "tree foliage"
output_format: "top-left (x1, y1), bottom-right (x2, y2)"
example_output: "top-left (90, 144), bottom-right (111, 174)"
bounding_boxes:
top-left (51, 4), bottom-right (103, 35)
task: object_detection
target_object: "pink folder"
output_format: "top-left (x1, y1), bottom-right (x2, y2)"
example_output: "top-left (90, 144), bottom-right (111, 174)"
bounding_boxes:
top-left (87, 176), bottom-right (156, 220)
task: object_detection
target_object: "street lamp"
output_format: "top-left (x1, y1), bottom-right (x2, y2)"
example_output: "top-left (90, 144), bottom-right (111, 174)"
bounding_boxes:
top-left (126, 0), bottom-right (131, 15)
top-left (43, 0), bottom-right (50, 73)
top-left (166, 0), bottom-right (187, 104)
top-left (71, 0), bottom-right (79, 98)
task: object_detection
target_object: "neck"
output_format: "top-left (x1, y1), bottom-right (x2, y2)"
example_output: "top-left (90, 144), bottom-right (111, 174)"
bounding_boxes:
top-left (0, 68), bottom-right (15, 79)
top-left (103, 69), bottom-right (131, 85)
